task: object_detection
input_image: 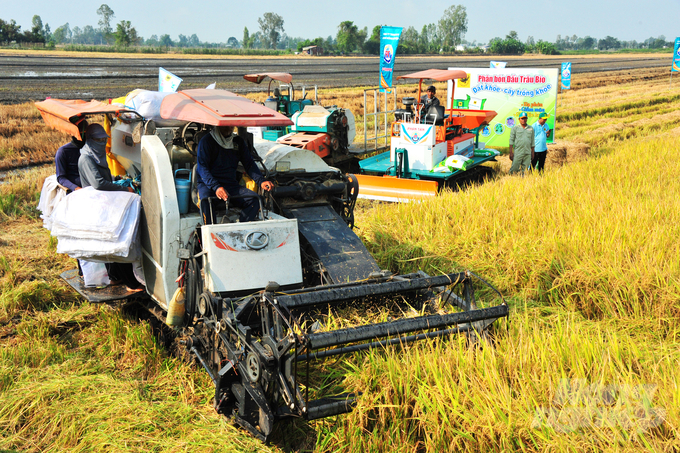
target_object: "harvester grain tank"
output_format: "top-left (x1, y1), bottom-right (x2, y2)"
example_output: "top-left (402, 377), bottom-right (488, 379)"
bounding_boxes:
top-left (36, 88), bottom-right (507, 440)
top-left (357, 69), bottom-right (500, 202)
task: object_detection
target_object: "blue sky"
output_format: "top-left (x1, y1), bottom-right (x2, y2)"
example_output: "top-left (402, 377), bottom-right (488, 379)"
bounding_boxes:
top-left (2, 0), bottom-right (678, 45)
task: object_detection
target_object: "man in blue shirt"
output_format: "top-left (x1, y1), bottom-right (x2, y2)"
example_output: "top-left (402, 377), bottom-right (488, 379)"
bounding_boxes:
top-left (531, 112), bottom-right (551, 173)
top-left (196, 126), bottom-right (273, 224)
top-left (55, 120), bottom-right (88, 193)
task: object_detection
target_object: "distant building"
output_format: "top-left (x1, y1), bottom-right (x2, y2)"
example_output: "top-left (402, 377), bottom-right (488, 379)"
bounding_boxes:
top-left (455, 45), bottom-right (467, 52)
top-left (302, 45), bottom-right (322, 56)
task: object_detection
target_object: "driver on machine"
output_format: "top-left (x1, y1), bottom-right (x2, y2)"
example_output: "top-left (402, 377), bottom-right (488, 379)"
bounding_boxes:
top-left (420, 85), bottom-right (440, 110)
top-left (196, 126), bottom-right (273, 224)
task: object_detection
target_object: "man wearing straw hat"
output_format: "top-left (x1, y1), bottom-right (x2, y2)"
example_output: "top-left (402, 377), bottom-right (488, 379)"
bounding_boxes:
top-left (508, 112), bottom-right (535, 174)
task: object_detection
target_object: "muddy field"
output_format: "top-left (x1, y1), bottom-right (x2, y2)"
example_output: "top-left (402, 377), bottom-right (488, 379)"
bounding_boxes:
top-left (0, 51), bottom-right (672, 103)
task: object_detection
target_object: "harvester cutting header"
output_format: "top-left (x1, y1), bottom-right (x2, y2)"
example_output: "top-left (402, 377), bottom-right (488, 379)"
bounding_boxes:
top-left (37, 83), bottom-right (507, 440)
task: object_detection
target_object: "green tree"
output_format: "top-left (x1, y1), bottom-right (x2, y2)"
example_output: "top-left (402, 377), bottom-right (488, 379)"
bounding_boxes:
top-left (242, 27), bottom-right (252, 49)
top-left (400, 26), bottom-right (419, 54)
top-left (53, 23), bottom-right (71, 44)
top-left (258, 12), bottom-right (284, 49)
top-left (438, 5), bottom-right (467, 49)
top-left (535, 40), bottom-right (558, 55)
top-left (227, 36), bottom-right (239, 48)
top-left (97, 4), bottom-right (115, 44)
top-left (188, 34), bottom-right (199, 47)
top-left (114, 20), bottom-right (137, 47)
top-left (3, 19), bottom-right (25, 44)
top-left (31, 15), bottom-right (45, 43)
top-left (178, 34), bottom-right (188, 47)
top-left (362, 25), bottom-right (381, 55)
top-left (336, 21), bottom-right (359, 53)
top-left (506, 30), bottom-right (519, 41)
top-left (145, 34), bottom-right (159, 46)
top-left (159, 34), bottom-right (173, 49)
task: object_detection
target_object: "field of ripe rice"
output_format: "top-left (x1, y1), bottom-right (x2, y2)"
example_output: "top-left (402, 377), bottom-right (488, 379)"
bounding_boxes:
top-left (1, 69), bottom-right (680, 452)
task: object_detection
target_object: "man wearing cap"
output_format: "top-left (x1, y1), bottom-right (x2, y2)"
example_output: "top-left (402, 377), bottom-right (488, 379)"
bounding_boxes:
top-left (78, 123), bottom-right (134, 193)
top-left (508, 112), bottom-right (535, 175)
top-left (420, 85), bottom-right (440, 110)
top-left (531, 112), bottom-right (551, 173)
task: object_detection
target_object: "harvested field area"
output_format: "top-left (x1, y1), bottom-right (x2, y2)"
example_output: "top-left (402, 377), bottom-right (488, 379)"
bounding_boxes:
top-left (0, 50), bottom-right (672, 103)
top-left (1, 61), bottom-right (679, 452)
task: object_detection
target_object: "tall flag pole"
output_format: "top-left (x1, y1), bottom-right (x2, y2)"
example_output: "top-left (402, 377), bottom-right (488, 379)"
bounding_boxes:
top-left (379, 27), bottom-right (403, 92)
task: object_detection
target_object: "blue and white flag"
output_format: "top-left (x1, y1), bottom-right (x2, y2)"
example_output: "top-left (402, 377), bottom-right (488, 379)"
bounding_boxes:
top-left (561, 62), bottom-right (572, 90)
top-left (490, 61), bottom-right (507, 69)
top-left (672, 38), bottom-right (680, 73)
top-left (159, 67), bottom-right (182, 93)
top-left (379, 26), bottom-right (402, 91)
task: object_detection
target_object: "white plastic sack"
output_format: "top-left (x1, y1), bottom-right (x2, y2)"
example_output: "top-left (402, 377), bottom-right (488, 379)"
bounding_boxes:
top-left (37, 175), bottom-right (67, 231)
top-left (51, 187), bottom-right (137, 241)
top-left (125, 90), bottom-right (187, 127)
top-left (80, 260), bottom-right (110, 287)
top-left (56, 198), bottom-right (141, 262)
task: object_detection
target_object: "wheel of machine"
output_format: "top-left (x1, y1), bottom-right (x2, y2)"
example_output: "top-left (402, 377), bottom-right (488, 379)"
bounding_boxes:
top-left (245, 352), bottom-right (261, 383)
top-left (198, 291), bottom-right (212, 317)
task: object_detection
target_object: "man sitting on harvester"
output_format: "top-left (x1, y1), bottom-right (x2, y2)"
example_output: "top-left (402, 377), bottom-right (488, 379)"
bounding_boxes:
top-left (420, 85), bottom-right (440, 110)
top-left (196, 125), bottom-right (273, 224)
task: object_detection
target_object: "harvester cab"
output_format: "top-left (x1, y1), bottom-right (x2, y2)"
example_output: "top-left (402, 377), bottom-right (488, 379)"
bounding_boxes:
top-left (37, 87), bottom-right (508, 441)
top-left (243, 72), bottom-right (315, 118)
top-left (357, 69), bottom-right (500, 202)
top-left (244, 72), bottom-right (357, 166)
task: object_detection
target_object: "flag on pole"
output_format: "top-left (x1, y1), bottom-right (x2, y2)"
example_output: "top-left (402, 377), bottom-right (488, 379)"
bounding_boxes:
top-left (379, 26), bottom-right (403, 92)
top-left (159, 67), bottom-right (183, 92)
top-left (561, 62), bottom-right (572, 90)
top-left (672, 38), bottom-right (680, 72)
top-left (490, 61), bottom-right (507, 69)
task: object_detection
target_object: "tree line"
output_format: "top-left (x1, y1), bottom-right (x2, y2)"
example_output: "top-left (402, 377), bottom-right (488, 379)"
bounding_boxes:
top-left (0, 4), bottom-right (674, 55)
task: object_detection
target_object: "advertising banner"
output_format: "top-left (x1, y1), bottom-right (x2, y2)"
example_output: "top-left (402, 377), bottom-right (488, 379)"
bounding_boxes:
top-left (379, 26), bottom-right (403, 91)
top-left (159, 67), bottom-right (183, 93)
top-left (561, 62), bottom-right (572, 90)
top-left (673, 38), bottom-right (680, 72)
top-left (490, 61), bottom-right (507, 69)
top-left (448, 67), bottom-right (558, 147)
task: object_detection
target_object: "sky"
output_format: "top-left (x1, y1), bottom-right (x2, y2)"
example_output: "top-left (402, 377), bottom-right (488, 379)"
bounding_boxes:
top-left (2, 0), bottom-right (679, 45)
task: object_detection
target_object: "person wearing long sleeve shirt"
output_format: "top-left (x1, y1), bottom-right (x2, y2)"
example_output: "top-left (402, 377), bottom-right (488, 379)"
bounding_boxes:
top-left (55, 141), bottom-right (83, 192)
top-left (78, 124), bottom-right (134, 193)
top-left (77, 123), bottom-right (138, 290)
top-left (196, 126), bottom-right (273, 224)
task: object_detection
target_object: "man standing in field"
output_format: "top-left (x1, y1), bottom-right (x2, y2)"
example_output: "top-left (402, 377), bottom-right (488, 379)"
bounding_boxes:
top-left (531, 112), bottom-right (550, 173)
top-left (508, 112), bottom-right (535, 174)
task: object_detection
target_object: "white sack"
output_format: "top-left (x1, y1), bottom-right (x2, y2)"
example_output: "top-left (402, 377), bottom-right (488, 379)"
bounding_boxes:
top-left (51, 187), bottom-right (137, 241)
top-left (125, 90), bottom-right (187, 127)
top-left (37, 175), bottom-right (67, 231)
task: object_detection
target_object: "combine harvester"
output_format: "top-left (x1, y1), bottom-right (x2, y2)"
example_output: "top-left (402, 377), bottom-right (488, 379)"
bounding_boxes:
top-left (357, 69), bottom-right (500, 202)
top-left (36, 88), bottom-right (507, 440)
top-left (244, 72), bottom-right (357, 167)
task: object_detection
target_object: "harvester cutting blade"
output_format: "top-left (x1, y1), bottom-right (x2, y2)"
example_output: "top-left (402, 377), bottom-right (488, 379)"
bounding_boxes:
top-left (354, 174), bottom-right (438, 202)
